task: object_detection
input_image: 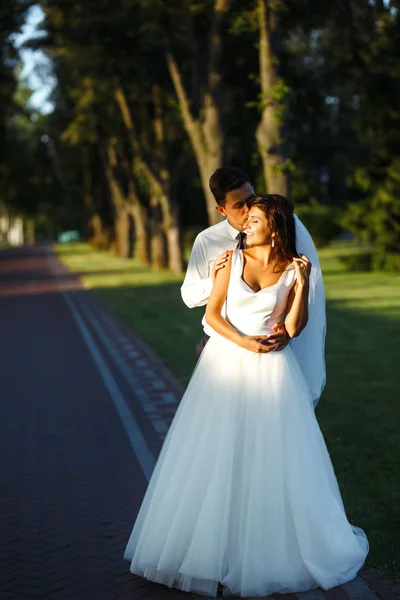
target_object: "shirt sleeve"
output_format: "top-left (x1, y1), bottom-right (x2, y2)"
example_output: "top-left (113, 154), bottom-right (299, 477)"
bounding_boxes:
top-left (181, 235), bottom-right (214, 308)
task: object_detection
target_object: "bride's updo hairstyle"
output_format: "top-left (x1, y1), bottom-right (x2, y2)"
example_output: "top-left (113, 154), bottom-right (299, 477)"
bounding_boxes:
top-left (246, 194), bottom-right (298, 267)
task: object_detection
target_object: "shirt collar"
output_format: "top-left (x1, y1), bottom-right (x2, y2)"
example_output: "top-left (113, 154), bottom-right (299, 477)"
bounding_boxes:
top-left (225, 218), bottom-right (242, 241)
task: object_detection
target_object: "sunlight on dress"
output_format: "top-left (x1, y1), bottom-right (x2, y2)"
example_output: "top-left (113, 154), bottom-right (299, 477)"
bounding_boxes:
top-left (124, 250), bottom-right (368, 597)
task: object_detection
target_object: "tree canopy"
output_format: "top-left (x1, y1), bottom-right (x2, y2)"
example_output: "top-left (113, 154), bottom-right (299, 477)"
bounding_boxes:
top-left (1, 0), bottom-right (399, 271)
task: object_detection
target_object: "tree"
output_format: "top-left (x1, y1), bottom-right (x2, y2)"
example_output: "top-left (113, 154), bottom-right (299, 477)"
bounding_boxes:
top-left (32, 0), bottom-right (185, 270)
top-left (114, 84), bottom-right (183, 272)
top-left (163, 0), bottom-right (230, 225)
top-left (256, 0), bottom-right (288, 195)
top-left (340, 0), bottom-right (400, 269)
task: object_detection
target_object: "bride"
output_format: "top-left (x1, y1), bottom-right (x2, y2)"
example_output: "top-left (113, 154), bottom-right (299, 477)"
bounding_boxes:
top-left (124, 194), bottom-right (368, 597)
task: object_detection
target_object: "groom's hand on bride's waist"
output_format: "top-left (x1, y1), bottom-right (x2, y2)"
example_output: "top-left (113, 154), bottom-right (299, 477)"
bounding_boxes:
top-left (240, 335), bottom-right (272, 353)
top-left (266, 323), bottom-right (290, 352)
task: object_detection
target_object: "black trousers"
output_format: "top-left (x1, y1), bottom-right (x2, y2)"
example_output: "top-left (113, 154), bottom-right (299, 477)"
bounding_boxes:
top-left (195, 333), bottom-right (210, 361)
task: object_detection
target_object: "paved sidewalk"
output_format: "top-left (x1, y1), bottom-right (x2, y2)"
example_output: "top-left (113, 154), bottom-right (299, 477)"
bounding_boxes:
top-left (0, 245), bottom-right (396, 600)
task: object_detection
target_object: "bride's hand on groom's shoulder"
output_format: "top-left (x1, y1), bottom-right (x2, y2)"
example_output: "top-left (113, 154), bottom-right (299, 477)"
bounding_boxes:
top-left (292, 254), bottom-right (312, 287)
top-left (239, 335), bottom-right (272, 354)
top-left (211, 250), bottom-right (230, 282)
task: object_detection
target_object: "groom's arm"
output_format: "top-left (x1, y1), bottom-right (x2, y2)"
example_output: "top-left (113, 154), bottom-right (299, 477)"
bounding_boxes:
top-left (181, 235), bottom-right (214, 309)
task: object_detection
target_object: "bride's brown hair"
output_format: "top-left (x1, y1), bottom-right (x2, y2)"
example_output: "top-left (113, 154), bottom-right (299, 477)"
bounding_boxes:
top-left (246, 194), bottom-right (299, 268)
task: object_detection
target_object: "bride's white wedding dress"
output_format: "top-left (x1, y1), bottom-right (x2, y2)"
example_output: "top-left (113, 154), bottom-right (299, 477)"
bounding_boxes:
top-left (124, 250), bottom-right (368, 597)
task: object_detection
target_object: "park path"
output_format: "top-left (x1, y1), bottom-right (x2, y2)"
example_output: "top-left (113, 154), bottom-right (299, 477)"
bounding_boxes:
top-left (0, 244), bottom-right (396, 600)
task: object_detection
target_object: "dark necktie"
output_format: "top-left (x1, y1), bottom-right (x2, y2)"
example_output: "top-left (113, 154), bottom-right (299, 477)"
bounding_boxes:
top-left (237, 231), bottom-right (246, 250)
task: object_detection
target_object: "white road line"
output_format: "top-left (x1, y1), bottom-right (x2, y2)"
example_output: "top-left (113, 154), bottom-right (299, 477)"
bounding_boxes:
top-left (79, 301), bottom-right (176, 437)
top-left (61, 290), bottom-right (156, 482)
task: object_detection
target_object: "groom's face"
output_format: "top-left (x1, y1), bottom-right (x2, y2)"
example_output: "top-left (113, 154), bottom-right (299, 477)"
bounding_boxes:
top-left (216, 182), bottom-right (255, 231)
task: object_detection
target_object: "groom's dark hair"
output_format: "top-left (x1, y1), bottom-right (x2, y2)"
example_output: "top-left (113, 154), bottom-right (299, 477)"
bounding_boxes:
top-left (209, 167), bottom-right (253, 206)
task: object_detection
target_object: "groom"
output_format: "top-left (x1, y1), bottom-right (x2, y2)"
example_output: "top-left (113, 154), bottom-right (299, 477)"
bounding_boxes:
top-left (181, 167), bottom-right (289, 359)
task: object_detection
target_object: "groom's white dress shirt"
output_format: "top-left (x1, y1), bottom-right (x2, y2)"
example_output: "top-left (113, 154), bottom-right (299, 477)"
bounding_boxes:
top-left (181, 219), bottom-right (242, 336)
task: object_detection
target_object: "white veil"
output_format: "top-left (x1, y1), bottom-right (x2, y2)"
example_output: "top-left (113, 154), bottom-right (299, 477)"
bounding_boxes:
top-left (291, 215), bottom-right (326, 408)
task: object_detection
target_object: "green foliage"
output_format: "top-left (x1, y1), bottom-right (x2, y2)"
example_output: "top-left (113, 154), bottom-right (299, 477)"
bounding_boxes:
top-left (342, 160), bottom-right (400, 271)
top-left (0, 0), bottom-right (33, 211)
top-left (1, 0), bottom-right (400, 266)
top-left (337, 3), bottom-right (400, 272)
top-left (229, 9), bottom-right (258, 36)
top-left (295, 200), bottom-right (342, 248)
top-left (338, 252), bottom-right (373, 273)
top-left (341, 202), bottom-right (369, 245)
top-left (373, 251), bottom-right (400, 273)
top-left (271, 157), bottom-right (295, 176)
top-left (247, 79), bottom-right (290, 120)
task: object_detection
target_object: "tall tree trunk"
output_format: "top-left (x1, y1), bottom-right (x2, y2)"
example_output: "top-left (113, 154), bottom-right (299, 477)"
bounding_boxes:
top-left (115, 85), bottom-right (183, 272)
top-left (152, 85), bottom-right (183, 273)
top-left (165, 0), bottom-right (229, 225)
top-left (256, 0), bottom-right (288, 196)
top-left (89, 214), bottom-right (111, 249)
top-left (117, 92), bottom-right (164, 269)
top-left (82, 147), bottom-right (112, 249)
top-left (129, 203), bottom-right (150, 265)
top-left (25, 219), bottom-right (35, 245)
top-left (105, 138), bottom-right (152, 263)
top-left (115, 210), bottom-right (132, 258)
top-left (104, 140), bottom-right (132, 258)
top-left (149, 195), bottom-right (167, 270)
top-left (126, 165), bottom-right (151, 265)
top-left (82, 147), bottom-right (97, 243)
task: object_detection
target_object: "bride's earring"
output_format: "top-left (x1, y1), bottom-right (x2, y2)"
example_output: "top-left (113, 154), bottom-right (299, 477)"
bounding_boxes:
top-left (272, 236), bottom-right (275, 248)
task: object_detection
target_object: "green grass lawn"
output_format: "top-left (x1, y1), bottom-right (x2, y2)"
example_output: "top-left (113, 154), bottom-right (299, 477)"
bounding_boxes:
top-left (56, 241), bottom-right (400, 577)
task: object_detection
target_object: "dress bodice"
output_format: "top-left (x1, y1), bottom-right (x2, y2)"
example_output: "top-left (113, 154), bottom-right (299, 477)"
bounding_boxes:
top-left (225, 250), bottom-right (296, 336)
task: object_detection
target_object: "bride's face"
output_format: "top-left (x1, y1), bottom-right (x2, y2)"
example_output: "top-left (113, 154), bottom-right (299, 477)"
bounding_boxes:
top-left (245, 207), bottom-right (272, 246)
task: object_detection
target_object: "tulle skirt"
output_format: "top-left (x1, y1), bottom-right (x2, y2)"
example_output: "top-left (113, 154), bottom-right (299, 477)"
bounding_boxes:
top-left (124, 334), bottom-right (368, 597)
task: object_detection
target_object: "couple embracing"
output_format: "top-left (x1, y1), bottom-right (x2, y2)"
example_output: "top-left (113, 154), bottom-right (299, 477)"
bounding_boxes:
top-left (124, 168), bottom-right (368, 598)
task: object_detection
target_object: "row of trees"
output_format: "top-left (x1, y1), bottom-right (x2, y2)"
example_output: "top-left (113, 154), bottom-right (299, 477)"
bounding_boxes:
top-left (1, 0), bottom-right (400, 271)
